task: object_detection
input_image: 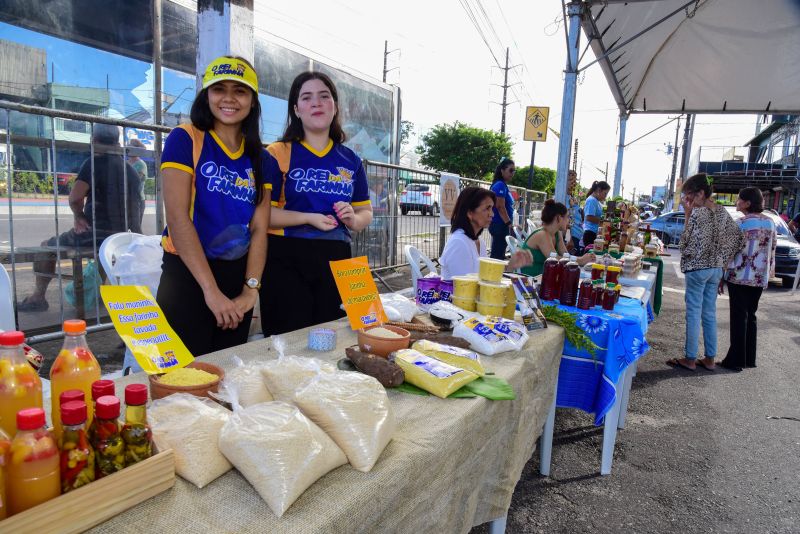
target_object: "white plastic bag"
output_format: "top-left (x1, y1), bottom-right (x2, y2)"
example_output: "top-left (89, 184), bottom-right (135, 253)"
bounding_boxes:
top-left (148, 393), bottom-right (233, 488)
top-left (112, 234), bottom-right (163, 296)
top-left (218, 400), bottom-right (347, 517)
top-left (260, 336), bottom-right (335, 402)
top-left (453, 317), bottom-right (517, 355)
top-left (379, 292), bottom-right (419, 322)
top-left (294, 371), bottom-right (396, 472)
top-left (219, 355), bottom-right (273, 407)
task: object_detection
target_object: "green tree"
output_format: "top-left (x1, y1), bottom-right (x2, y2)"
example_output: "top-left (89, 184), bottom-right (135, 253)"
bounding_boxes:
top-left (512, 165), bottom-right (556, 194)
top-left (416, 122), bottom-right (512, 179)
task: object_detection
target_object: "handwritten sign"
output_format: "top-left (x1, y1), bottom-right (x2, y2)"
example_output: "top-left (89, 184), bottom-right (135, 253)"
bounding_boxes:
top-left (100, 285), bottom-right (194, 374)
top-left (329, 256), bottom-right (388, 330)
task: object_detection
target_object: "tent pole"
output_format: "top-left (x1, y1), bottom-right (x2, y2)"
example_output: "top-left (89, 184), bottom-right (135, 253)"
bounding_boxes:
top-left (555, 1), bottom-right (583, 204)
top-left (613, 112), bottom-right (628, 197)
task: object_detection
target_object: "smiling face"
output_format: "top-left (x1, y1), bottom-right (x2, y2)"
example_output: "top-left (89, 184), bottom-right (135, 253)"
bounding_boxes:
top-left (468, 197), bottom-right (495, 231)
top-left (207, 81), bottom-right (253, 126)
top-left (294, 78), bottom-right (337, 135)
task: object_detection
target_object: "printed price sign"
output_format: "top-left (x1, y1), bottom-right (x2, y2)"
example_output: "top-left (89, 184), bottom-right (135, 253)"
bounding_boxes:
top-left (330, 256), bottom-right (388, 330)
top-left (100, 285), bottom-right (194, 374)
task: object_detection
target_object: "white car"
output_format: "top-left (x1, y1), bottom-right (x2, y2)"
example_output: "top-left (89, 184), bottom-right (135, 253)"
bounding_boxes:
top-left (400, 183), bottom-right (440, 216)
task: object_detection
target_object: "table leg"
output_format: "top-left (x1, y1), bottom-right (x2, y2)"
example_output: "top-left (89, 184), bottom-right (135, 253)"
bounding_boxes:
top-left (73, 257), bottom-right (85, 319)
top-left (600, 382), bottom-right (623, 475)
top-left (488, 515), bottom-right (507, 534)
top-left (538, 389), bottom-right (557, 476)
top-left (617, 365), bottom-right (635, 430)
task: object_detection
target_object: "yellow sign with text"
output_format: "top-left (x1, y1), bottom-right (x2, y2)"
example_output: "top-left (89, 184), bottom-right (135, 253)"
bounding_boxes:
top-left (100, 285), bottom-right (194, 374)
top-left (523, 106), bottom-right (549, 142)
top-left (329, 256), bottom-right (388, 330)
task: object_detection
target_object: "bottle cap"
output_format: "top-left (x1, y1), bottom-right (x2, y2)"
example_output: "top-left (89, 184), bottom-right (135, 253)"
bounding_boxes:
top-left (17, 407), bottom-right (46, 431)
top-left (548, 252), bottom-right (558, 258)
top-left (59, 389), bottom-right (85, 406)
top-left (61, 400), bottom-right (88, 426)
top-left (125, 383), bottom-right (148, 406)
top-left (63, 319), bottom-right (87, 335)
top-left (92, 379), bottom-right (116, 401)
top-left (0, 330), bottom-right (25, 346)
top-left (95, 395), bottom-right (121, 419)
top-left (569, 256), bottom-right (577, 262)
top-left (592, 263), bottom-right (605, 269)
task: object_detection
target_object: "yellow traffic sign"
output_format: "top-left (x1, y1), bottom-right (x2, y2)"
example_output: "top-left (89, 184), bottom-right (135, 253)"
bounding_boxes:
top-left (523, 106), bottom-right (549, 142)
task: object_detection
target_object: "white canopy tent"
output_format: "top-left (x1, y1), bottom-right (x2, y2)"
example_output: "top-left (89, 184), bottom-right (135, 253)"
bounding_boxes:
top-left (552, 0), bottom-right (800, 201)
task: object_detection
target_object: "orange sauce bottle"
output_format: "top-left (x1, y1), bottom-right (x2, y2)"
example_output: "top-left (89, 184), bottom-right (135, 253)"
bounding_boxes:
top-left (0, 427), bottom-right (11, 520)
top-left (50, 320), bottom-right (101, 443)
top-left (0, 330), bottom-right (43, 437)
top-left (6, 408), bottom-right (60, 515)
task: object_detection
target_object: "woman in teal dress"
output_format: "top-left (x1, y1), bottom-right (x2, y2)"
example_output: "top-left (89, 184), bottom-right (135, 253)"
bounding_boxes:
top-left (520, 199), bottom-right (594, 276)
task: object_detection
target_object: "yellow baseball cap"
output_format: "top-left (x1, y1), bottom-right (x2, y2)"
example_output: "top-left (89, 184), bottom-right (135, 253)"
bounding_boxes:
top-left (202, 56), bottom-right (259, 93)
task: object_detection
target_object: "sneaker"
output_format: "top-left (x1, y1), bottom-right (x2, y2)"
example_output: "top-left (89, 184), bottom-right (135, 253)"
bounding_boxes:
top-left (17, 297), bottom-right (49, 312)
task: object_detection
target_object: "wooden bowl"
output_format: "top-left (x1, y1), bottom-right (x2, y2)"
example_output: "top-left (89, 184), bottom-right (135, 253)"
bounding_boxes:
top-left (357, 325), bottom-right (410, 358)
top-left (148, 361), bottom-right (225, 401)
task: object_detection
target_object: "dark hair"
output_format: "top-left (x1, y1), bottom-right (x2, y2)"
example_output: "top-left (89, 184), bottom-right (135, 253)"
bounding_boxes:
top-left (451, 187), bottom-right (496, 240)
top-left (492, 158), bottom-right (515, 184)
top-left (585, 180), bottom-right (610, 199)
top-left (93, 123), bottom-right (120, 145)
top-left (280, 71), bottom-right (345, 144)
top-left (190, 56), bottom-right (265, 204)
top-left (682, 173), bottom-right (712, 198)
top-left (541, 198), bottom-right (567, 224)
top-left (738, 187), bottom-right (764, 213)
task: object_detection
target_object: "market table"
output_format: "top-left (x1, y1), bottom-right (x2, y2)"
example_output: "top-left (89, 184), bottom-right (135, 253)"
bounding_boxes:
top-left (87, 317), bottom-right (565, 534)
top-left (538, 296), bottom-right (651, 476)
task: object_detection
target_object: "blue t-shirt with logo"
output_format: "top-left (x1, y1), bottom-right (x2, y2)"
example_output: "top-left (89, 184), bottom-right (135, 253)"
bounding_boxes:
top-left (160, 125), bottom-right (270, 260)
top-left (583, 195), bottom-right (603, 233)
top-left (490, 180), bottom-right (514, 225)
top-left (267, 140), bottom-right (370, 242)
top-left (567, 195), bottom-right (584, 238)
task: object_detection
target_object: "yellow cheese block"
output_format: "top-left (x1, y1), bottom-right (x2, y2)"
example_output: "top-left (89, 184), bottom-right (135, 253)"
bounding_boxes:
top-left (392, 349), bottom-right (479, 399)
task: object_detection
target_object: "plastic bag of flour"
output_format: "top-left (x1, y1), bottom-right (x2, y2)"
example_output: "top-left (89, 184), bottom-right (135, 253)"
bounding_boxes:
top-left (453, 317), bottom-right (517, 355)
top-left (219, 355), bottom-right (274, 407)
top-left (260, 337), bottom-right (336, 402)
top-left (149, 393), bottom-right (232, 488)
top-left (295, 371), bottom-right (396, 472)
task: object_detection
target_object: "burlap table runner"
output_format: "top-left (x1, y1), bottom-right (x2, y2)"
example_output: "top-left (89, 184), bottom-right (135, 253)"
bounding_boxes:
top-left (89, 319), bottom-right (564, 534)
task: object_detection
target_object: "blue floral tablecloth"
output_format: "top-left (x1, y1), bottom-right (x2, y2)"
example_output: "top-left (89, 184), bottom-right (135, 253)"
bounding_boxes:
top-left (544, 296), bottom-right (652, 425)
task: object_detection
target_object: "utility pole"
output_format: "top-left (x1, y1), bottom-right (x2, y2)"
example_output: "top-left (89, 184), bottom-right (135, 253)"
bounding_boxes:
top-left (679, 114), bottom-right (695, 180)
top-left (668, 116), bottom-right (682, 209)
top-left (501, 48), bottom-right (509, 134)
top-left (382, 40), bottom-right (399, 83)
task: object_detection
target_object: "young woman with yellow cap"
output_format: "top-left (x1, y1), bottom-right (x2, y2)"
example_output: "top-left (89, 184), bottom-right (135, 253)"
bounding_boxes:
top-left (260, 72), bottom-right (373, 336)
top-left (157, 56), bottom-right (270, 356)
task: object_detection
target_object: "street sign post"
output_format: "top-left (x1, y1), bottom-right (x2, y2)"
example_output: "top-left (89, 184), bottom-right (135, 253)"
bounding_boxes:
top-left (523, 106), bottom-right (549, 190)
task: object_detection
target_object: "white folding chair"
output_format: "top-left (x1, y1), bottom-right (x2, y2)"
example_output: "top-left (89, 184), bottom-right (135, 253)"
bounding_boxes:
top-left (0, 264), bottom-right (15, 331)
top-left (505, 235), bottom-right (520, 254)
top-left (98, 232), bottom-right (143, 284)
top-left (404, 245), bottom-right (438, 290)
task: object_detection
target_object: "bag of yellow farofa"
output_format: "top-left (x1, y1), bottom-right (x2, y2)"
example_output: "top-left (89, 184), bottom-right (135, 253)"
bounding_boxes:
top-left (391, 349), bottom-right (478, 399)
top-left (411, 339), bottom-right (485, 377)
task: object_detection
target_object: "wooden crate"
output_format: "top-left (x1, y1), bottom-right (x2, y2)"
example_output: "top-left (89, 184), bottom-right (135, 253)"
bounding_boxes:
top-left (0, 448), bottom-right (174, 534)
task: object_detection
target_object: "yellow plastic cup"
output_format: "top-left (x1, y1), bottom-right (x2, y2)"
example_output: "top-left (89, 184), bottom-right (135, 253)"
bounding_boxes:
top-left (452, 275), bottom-right (479, 299)
top-left (452, 296), bottom-right (477, 312)
top-left (478, 280), bottom-right (507, 306)
top-left (503, 281), bottom-right (516, 319)
top-left (476, 300), bottom-right (505, 317)
top-left (478, 257), bottom-right (507, 282)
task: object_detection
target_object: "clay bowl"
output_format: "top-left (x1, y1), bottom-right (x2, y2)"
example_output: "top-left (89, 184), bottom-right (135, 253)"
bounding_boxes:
top-left (357, 325), bottom-right (411, 358)
top-left (148, 361), bottom-right (225, 401)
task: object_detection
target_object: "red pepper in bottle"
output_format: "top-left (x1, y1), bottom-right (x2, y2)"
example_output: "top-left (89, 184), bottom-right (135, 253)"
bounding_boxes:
top-left (88, 380), bottom-right (115, 442)
top-left (59, 400), bottom-right (95, 493)
top-left (91, 395), bottom-right (125, 478)
top-left (121, 384), bottom-right (152, 465)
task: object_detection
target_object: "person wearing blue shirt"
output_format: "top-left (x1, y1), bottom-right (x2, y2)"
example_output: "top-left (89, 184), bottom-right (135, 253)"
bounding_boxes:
top-left (157, 56), bottom-right (270, 356)
top-left (261, 71), bottom-right (373, 336)
top-left (582, 180), bottom-right (611, 248)
top-left (566, 170), bottom-right (584, 253)
top-left (489, 158), bottom-right (516, 259)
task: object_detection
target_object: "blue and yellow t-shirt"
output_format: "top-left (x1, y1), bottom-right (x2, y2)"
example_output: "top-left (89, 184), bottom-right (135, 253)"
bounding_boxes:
top-left (160, 125), bottom-right (269, 260)
top-left (268, 140), bottom-right (370, 242)
top-left (490, 180), bottom-right (514, 225)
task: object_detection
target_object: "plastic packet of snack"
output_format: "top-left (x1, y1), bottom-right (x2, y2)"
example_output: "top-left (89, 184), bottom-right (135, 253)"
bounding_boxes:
top-left (452, 317), bottom-right (517, 355)
top-left (411, 339), bottom-right (485, 376)
top-left (391, 348), bottom-right (478, 398)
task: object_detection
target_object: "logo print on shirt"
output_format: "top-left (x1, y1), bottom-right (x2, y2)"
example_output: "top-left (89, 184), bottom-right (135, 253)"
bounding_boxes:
top-left (200, 161), bottom-right (255, 203)
top-left (288, 167), bottom-right (355, 196)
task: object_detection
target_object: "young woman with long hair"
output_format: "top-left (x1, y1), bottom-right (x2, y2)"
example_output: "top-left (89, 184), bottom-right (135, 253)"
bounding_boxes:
top-left (582, 180), bottom-right (610, 247)
top-left (157, 56), bottom-right (270, 356)
top-left (488, 158), bottom-right (517, 260)
top-left (260, 71), bottom-right (373, 336)
top-left (520, 199), bottom-right (594, 277)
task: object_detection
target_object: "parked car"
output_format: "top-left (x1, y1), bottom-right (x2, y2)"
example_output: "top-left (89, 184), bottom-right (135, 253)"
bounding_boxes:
top-left (400, 183), bottom-right (439, 216)
top-left (646, 210), bottom-right (685, 245)
top-left (726, 207), bottom-right (800, 288)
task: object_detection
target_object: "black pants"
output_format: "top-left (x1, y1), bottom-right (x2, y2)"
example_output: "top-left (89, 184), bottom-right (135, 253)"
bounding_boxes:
top-left (571, 235), bottom-right (583, 255)
top-left (489, 221), bottom-right (509, 260)
top-left (260, 235), bottom-right (350, 336)
top-left (583, 230), bottom-right (597, 250)
top-left (157, 252), bottom-right (252, 357)
top-left (723, 282), bottom-right (763, 368)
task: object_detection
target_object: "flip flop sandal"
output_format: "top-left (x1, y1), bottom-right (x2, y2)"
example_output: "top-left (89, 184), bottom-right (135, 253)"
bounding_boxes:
top-left (696, 360), bottom-right (716, 372)
top-left (666, 358), bottom-right (696, 372)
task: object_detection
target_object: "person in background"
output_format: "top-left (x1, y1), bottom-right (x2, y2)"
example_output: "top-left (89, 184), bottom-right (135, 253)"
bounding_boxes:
top-left (157, 56), bottom-right (270, 356)
top-left (260, 71), bottom-right (373, 336)
top-left (582, 180), bottom-right (611, 247)
top-left (439, 187), bottom-right (532, 279)
top-left (488, 158), bottom-right (516, 260)
top-left (17, 124), bottom-right (143, 312)
top-left (520, 199), bottom-right (594, 277)
top-left (128, 138), bottom-right (148, 224)
top-left (566, 170), bottom-right (584, 253)
top-left (789, 211), bottom-right (800, 240)
top-left (667, 173), bottom-right (743, 372)
top-left (719, 187), bottom-right (776, 372)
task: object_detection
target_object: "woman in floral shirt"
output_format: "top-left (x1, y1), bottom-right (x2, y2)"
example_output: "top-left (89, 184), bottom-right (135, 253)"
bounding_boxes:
top-left (667, 173), bottom-right (743, 372)
top-left (719, 187), bottom-right (776, 371)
